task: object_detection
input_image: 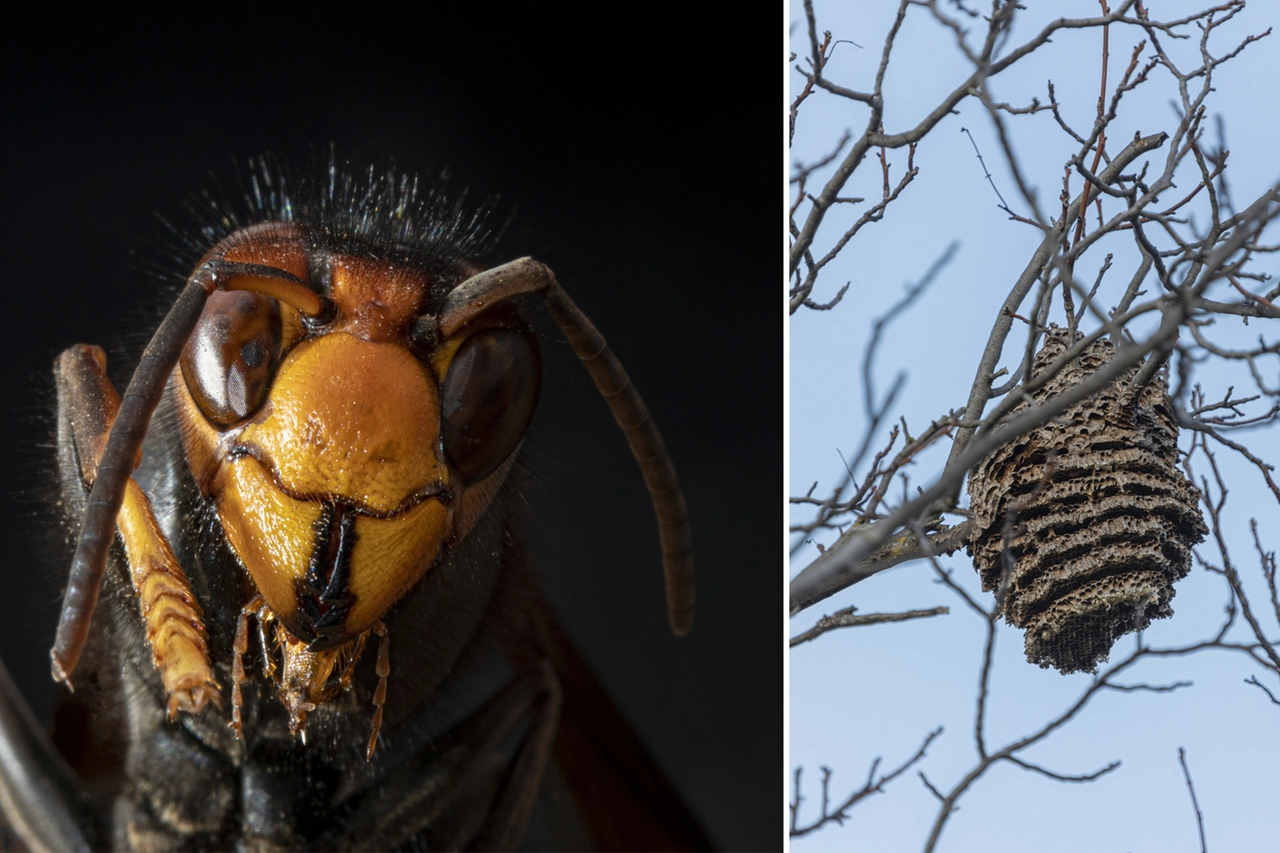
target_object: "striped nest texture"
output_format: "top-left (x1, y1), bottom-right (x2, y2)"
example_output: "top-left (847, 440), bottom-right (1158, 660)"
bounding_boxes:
top-left (966, 327), bottom-right (1207, 674)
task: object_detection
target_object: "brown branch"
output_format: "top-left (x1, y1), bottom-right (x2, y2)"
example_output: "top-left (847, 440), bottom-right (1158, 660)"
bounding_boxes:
top-left (1244, 675), bottom-right (1280, 706)
top-left (791, 521), bottom-right (973, 608)
top-left (790, 728), bottom-right (944, 838)
top-left (1178, 748), bottom-right (1208, 853)
top-left (790, 27), bottom-right (835, 146)
top-left (789, 1), bottom-right (1141, 276)
top-left (944, 130), bottom-right (1169, 478)
top-left (1071, 0), bottom-right (1113, 256)
top-left (790, 606), bottom-right (950, 647)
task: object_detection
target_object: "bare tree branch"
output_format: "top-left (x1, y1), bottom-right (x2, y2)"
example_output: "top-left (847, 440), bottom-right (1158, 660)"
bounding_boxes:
top-left (789, 605), bottom-right (950, 648)
top-left (790, 728), bottom-right (943, 838)
top-left (1179, 747), bottom-right (1208, 853)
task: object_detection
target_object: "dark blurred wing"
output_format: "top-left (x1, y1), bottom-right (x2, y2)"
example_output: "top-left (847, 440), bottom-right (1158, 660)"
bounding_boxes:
top-left (537, 614), bottom-right (714, 852)
top-left (0, 657), bottom-right (94, 852)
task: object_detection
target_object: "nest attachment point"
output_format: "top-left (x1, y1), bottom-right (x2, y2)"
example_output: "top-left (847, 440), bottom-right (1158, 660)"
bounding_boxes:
top-left (966, 328), bottom-right (1207, 674)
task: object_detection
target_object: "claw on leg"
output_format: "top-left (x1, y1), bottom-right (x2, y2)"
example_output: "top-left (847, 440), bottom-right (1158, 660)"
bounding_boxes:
top-left (230, 597), bottom-right (263, 739)
top-left (120, 478), bottom-right (221, 720)
top-left (366, 620), bottom-right (390, 761)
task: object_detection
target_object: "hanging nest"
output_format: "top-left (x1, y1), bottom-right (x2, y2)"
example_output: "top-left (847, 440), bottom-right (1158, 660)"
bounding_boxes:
top-left (966, 327), bottom-right (1207, 674)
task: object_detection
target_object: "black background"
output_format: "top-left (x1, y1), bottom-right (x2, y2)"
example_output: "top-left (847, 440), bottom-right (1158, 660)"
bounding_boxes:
top-left (0, 8), bottom-right (778, 850)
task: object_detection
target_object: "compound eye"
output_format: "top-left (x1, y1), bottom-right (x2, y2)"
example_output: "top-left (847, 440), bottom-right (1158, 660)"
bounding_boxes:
top-left (181, 290), bottom-right (283, 427)
top-left (440, 328), bottom-right (541, 484)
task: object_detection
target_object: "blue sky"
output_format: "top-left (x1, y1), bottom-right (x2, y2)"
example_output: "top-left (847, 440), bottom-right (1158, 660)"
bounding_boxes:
top-left (789, 2), bottom-right (1280, 850)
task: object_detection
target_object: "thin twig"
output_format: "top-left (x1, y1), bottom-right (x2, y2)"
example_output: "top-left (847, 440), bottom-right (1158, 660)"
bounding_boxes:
top-left (790, 606), bottom-right (950, 647)
top-left (1178, 747), bottom-right (1208, 853)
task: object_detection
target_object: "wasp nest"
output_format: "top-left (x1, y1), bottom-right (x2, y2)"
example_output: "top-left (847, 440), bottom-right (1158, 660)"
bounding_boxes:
top-left (966, 328), bottom-right (1207, 674)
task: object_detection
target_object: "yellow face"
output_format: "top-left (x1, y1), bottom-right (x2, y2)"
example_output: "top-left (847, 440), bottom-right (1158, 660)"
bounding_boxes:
top-left (213, 330), bottom-right (452, 645)
top-left (174, 226), bottom-right (540, 651)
